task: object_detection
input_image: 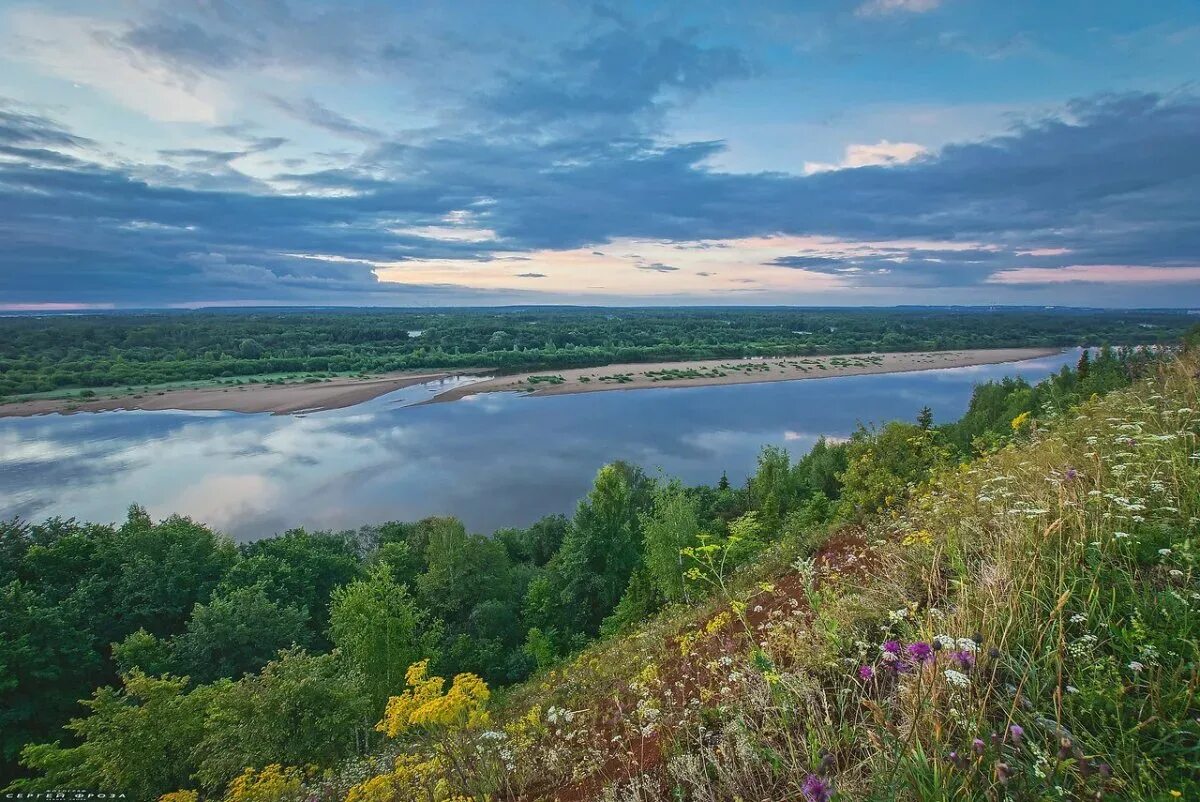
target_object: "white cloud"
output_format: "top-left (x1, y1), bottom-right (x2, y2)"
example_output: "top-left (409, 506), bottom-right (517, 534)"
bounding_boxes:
top-left (856, 0), bottom-right (944, 17)
top-left (7, 9), bottom-right (225, 123)
top-left (804, 140), bottom-right (928, 174)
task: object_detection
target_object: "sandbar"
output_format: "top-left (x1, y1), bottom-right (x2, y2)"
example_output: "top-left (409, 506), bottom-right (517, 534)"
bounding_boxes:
top-left (425, 348), bottom-right (1062, 404)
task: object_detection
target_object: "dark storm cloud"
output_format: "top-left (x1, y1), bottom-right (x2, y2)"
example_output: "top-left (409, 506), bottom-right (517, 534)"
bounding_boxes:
top-left (2, 84), bottom-right (1198, 303)
top-left (485, 28), bottom-right (753, 125)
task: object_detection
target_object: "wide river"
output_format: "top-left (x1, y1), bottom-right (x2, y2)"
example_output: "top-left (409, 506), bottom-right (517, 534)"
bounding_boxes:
top-left (1, 349), bottom-right (1080, 541)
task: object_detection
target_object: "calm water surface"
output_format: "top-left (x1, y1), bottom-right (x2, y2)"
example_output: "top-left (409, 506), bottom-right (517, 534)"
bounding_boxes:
top-left (0, 350), bottom-right (1080, 540)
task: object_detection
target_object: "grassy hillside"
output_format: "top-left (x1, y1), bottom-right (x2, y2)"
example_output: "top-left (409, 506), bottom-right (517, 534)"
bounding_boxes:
top-left (304, 353), bottom-right (1199, 800)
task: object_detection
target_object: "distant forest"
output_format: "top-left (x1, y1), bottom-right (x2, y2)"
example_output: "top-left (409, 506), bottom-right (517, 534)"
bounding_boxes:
top-left (0, 307), bottom-right (1194, 398)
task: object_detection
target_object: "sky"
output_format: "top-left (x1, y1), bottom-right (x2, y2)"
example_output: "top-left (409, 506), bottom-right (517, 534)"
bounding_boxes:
top-left (1, 0), bottom-right (1198, 309)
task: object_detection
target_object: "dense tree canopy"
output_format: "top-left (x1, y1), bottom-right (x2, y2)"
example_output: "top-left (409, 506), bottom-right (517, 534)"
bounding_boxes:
top-left (1, 307), bottom-right (1190, 399)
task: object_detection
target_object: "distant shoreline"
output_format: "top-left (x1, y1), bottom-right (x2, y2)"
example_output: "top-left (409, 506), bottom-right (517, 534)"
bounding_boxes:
top-left (0, 347), bottom-right (1062, 418)
top-left (0, 372), bottom-right (454, 418)
top-left (422, 347), bottom-right (1063, 404)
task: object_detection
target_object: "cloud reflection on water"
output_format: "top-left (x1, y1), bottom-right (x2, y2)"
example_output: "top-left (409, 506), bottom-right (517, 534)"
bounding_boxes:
top-left (0, 351), bottom-right (1079, 540)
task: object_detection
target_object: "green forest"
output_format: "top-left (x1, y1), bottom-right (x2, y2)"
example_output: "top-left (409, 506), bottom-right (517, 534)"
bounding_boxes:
top-left (0, 307), bottom-right (1192, 399)
top-left (2, 341), bottom-right (1184, 802)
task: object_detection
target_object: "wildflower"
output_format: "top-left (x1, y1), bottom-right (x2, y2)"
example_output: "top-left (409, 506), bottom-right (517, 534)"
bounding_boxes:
top-left (1070, 613), bottom-right (1087, 624)
top-left (956, 637), bottom-right (979, 653)
top-left (952, 650), bottom-right (976, 670)
top-left (1158, 548), bottom-right (1172, 557)
top-left (944, 669), bottom-right (971, 689)
top-left (1009, 725), bottom-right (1024, 746)
top-left (858, 665), bottom-right (875, 681)
top-left (1128, 661), bottom-right (1145, 672)
top-left (1065, 468), bottom-right (1078, 481)
top-left (882, 639), bottom-right (902, 655)
top-left (801, 774), bottom-right (832, 802)
top-left (907, 642), bottom-right (934, 663)
top-left (972, 738), bottom-right (986, 755)
top-left (996, 762), bottom-right (1013, 785)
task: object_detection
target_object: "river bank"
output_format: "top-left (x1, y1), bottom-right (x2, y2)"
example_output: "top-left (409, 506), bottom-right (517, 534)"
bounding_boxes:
top-left (0, 372), bottom-right (453, 417)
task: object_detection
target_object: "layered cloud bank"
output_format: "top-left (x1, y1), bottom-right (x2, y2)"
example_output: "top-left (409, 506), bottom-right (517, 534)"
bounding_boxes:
top-left (1, 1), bottom-right (1198, 307)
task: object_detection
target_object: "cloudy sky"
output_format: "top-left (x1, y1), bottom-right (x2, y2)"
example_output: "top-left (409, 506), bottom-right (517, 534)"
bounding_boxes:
top-left (2, 0), bottom-right (1198, 309)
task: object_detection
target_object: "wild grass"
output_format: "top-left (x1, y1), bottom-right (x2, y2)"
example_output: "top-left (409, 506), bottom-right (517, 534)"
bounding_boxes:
top-left (291, 355), bottom-right (1198, 802)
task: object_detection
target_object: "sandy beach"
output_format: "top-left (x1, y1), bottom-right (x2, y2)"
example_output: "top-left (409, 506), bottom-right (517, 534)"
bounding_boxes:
top-left (425, 347), bottom-right (1061, 404)
top-left (0, 372), bottom-right (452, 417)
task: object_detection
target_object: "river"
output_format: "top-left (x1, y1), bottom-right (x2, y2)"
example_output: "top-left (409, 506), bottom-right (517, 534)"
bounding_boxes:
top-left (0, 349), bottom-right (1080, 540)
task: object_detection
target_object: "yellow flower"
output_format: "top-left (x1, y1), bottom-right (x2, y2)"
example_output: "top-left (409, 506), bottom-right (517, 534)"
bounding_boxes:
top-left (223, 765), bottom-right (304, 802)
top-left (377, 660), bottom-right (491, 737)
top-left (901, 529), bottom-right (933, 547)
top-left (159, 792), bottom-right (199, 802)
top-left (346, 755), bottom-right (449, 802)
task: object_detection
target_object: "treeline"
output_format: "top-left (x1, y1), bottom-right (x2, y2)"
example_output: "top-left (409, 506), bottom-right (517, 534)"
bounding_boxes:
top-left (1, 307), bottom-right (1192, 398)
top-left (0, 345), bottom-right (1167, 798)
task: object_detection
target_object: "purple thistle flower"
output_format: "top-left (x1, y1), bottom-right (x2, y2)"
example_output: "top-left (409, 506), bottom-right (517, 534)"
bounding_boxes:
top-left (952, 649), bottom-right (976, 670)
top-left (1065, 467), bottom-right (1078, 481)
top-left (858, 665), bottom-right (875, 680)
top-left (882, 640), bottom-right (902, 655)
top-left (802, 773), bottom-right (832, 802)
top-left (972, 738), bottom-right (986, 755)
top-left (907, 642), bottom-right (934, 663)
top-left (1009, 724), bottom-right (1024, 746)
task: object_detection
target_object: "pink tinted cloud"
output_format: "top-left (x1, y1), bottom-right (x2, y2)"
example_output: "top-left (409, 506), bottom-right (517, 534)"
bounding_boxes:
top-left (988, 264), bottom-right (1200, 284)
top-left (0, 303), bottom-right (116, 311)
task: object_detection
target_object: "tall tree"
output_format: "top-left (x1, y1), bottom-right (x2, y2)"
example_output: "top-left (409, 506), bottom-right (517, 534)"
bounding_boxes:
top-left (329, 565), bottom-right (435, 711)
top-left (555, 463), bottom-right (645, 635)
top-left (639, 480), bottom-right (701, 604)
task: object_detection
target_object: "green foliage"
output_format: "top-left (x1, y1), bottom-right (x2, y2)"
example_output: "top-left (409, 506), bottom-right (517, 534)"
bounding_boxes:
top-left (111, 629), bottom-right (173, 677)
top-left (555, 463), bottom-right (648, 635)
top-left (217, 528), bottom-right (363, 647)
top-left (14, 672), bottom-right (220, 801)
top-left (328, 565), bottom-right (436, 712)
top-left (192, 649), bottom-right (370, 794)
top-left (638, 479), bottom-right (702, 603)
top-left (836, 421), bottom-right (947, 519)
top-left (0, 581), bottom-right (99, 774)
top-left (169, 585), bottom-right (310, 683)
